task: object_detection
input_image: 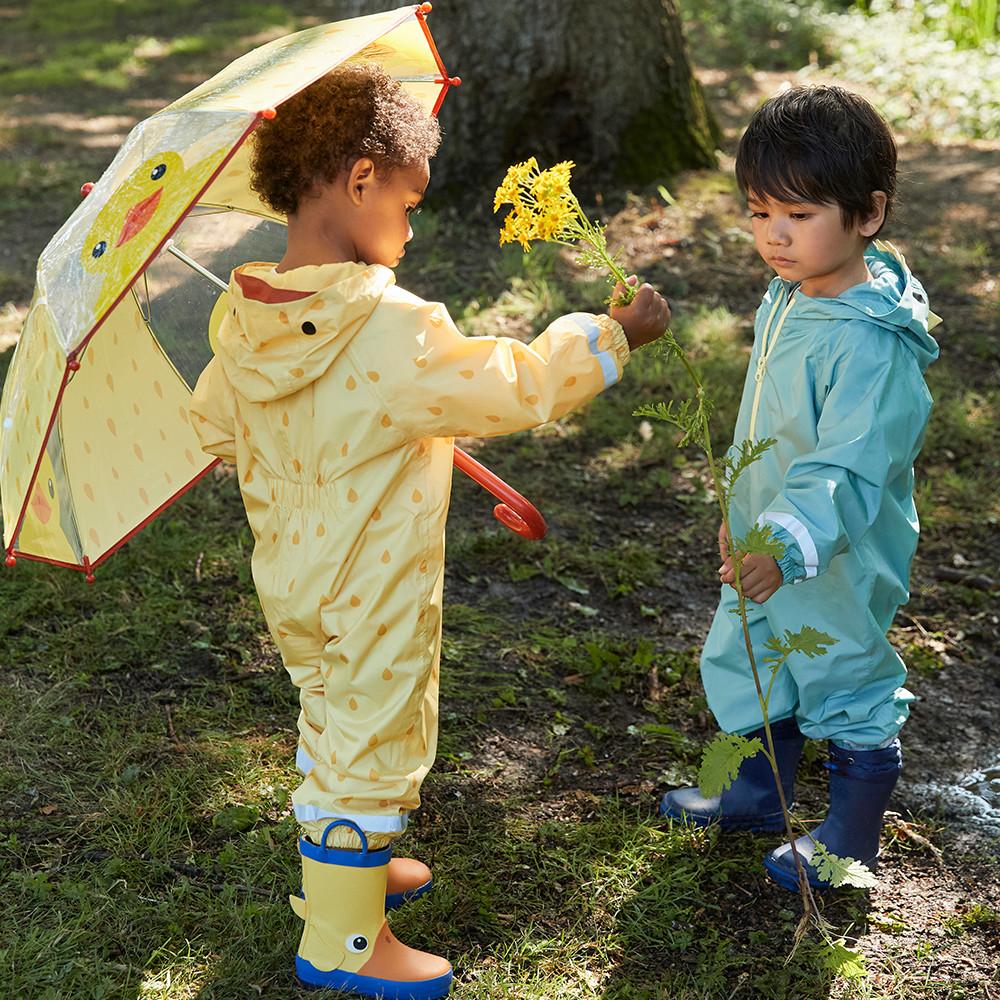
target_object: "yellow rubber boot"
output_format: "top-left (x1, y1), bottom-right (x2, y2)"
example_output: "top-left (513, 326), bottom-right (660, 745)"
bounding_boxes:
top-left (290, 820), bottom-right (452, 998)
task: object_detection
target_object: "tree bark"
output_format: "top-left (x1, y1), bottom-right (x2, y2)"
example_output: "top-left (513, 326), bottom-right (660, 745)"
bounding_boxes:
top-left (337, 0), bottom-right (719, 196)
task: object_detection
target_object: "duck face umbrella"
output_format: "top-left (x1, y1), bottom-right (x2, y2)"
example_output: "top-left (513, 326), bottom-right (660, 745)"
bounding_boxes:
top-left (0, 4), bottom-right (475, 580)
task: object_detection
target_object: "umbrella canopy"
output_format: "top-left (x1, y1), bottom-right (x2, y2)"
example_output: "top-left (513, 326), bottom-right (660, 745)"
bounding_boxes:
top-left (0, 4), bottom-right (459, 579)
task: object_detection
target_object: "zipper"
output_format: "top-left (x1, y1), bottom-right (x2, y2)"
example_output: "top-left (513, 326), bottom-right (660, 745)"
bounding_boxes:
top-left (748, 288), bottom-right (796, 441)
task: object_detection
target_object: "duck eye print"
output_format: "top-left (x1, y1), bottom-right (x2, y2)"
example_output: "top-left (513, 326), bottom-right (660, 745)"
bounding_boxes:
top-left (344, 934), bottom-right (369, 954)
top-left (47, 479), bottom-right (55, 499)
top-left (150, 163), bottom-right (167, 181)
top-left (91, 241), bottom-right (107, 259)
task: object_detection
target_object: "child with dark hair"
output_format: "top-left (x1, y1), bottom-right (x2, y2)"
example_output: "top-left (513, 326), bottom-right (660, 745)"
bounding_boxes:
top-left (191, 63), bottom-right (669, 997)
top-left (659, 85), bottom-right (940, 891)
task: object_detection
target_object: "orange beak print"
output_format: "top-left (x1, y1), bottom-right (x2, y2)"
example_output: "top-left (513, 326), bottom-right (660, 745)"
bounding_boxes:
top-left (29, 478), bottom-right (54, 524)
top-left (115, 186), bottom-right (163, 248)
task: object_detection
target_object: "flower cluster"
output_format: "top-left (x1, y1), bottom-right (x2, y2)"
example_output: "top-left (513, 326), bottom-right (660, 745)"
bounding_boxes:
top-left (494, 157), bottom-right (634, 302)
top-left (494, 157), bottom-right (577, 249)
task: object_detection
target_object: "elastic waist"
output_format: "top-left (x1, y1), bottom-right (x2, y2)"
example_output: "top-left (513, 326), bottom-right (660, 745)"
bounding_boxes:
top-left (265, 477), bottom-right (339, 509)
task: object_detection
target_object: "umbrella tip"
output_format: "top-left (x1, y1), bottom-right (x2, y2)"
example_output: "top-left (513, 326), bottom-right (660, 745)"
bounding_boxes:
top-left (80, 182), bottom-right (95, 199)
top-left (4, 554), bottom-right (15, 567)
top-left (418, 2), bottom-right (432, 14)
top-left (259, 107), bottom-right (277, 121)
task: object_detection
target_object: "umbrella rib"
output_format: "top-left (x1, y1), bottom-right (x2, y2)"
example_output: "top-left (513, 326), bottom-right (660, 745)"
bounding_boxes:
top-left (164, 240), bottom-right (228, 291)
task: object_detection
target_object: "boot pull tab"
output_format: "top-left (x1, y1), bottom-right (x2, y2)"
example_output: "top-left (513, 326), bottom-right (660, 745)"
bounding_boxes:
top-left (319, 819), bottom-right (369, 854)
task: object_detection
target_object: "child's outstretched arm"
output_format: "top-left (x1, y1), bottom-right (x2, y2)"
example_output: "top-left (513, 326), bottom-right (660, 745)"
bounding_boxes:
top-left (364, 285), bottom-right (668, 440)
top-left (189, 354), bottom-right (238, 462)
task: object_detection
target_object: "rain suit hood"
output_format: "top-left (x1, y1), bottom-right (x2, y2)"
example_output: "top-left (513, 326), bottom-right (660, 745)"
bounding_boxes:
top-left (215, 260), bottom-right (395, 403)
top-left (771, 240), bottom-right (939, 370)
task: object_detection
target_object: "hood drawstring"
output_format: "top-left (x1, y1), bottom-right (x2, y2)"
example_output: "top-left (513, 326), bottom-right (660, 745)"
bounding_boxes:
top-left (749, 289), bottom-right (797, 441)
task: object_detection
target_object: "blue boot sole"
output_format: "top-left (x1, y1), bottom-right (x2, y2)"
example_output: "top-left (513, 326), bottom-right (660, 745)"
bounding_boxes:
top-left (660, 799), bottom-right (791, 834)
top-left (296, 957), bottom-right (452, 998)
top-left (763, 853), bottom-right (875, 892)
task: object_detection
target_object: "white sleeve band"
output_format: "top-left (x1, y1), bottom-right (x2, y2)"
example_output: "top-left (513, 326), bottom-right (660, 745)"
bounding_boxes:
top-left (758, 511), bottom-right (819, 579)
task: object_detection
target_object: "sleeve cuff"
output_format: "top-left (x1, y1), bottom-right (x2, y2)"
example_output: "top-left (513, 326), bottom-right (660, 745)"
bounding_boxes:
top-left (769, 523), bottom-right (806, 585)
top-left (595, 314), bottom-right (631, 370)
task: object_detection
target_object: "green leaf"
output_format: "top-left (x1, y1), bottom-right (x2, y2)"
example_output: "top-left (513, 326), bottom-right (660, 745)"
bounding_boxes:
top-left (697, 732), bottom-right (765, 798)
top-left (657, 184), bottom-right (677, 206)
top-left (784, 624), bottom-right (839, 659)
top-left (823, 938), bottom-right (867, 979)
top-left (811, 840), bottom-right (878, 889)
top-left (734, 522), bottom-right (786, 559)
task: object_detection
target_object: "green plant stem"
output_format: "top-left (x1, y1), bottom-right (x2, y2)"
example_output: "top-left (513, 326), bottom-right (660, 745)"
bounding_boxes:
top-left (669, 336), bottom-right (817, 921)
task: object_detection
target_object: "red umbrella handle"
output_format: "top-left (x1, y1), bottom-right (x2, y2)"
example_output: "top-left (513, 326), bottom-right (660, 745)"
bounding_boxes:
top-left (452, 447), bottom-right (547, 541)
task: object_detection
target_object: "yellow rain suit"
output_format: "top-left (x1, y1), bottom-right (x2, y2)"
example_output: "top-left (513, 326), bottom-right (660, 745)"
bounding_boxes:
top-left (190, 260), bottom-right (629, 844)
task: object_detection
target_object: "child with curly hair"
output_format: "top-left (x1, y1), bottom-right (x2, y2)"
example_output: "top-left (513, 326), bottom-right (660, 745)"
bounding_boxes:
top-left (659, 86), bottom-right (940, 893)
top-left (190, 63), bottom-right (668, 998)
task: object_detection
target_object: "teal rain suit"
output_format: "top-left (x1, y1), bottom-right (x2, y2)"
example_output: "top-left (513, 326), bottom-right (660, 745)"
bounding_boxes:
top-left (702, 242), bottom-right (940, 747)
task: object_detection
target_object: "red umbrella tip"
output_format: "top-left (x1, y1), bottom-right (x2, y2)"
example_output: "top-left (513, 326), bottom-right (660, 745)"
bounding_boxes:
top-left (85, 571), bottom-right (96, 584)
top-left (450, 76), bottom-right (462, 87)
top-left (80, 182), bottom-right (95, 198)
top-left (4, 555), bottom-right (15, 567)
top-left (68, 358), bottom-right (81, 372)
top-left (418, 3), bottom-right (432, 14)
top-left (259, 107), bottom-right (277, 120)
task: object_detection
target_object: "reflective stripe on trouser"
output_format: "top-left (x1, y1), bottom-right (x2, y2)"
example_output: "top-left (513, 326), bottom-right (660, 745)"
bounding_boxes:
top-left (257, 535), bottom-right (445, 848)
top-left (700, 579), bottom-right (914, 747)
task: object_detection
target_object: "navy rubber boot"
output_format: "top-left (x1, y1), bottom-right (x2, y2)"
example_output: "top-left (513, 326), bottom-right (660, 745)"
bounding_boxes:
top-left (764, 739), bottom-right (902, 891)
top-left (659, 716), bottom-right (805, 832)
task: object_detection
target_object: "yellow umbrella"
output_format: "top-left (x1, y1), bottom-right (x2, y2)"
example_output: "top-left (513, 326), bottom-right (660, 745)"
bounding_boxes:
top-left (0, 4), bottom-right (459, 581)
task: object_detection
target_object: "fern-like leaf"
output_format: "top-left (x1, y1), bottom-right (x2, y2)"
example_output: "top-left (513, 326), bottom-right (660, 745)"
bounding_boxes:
top-left (697, 732), bottom-right (764, 798)
top-left (734, 522), bottom-right (786, 559)
top-left (811, 840), bottom-right (878, 889)
top-left (822, 939), bottom-right (867, 979)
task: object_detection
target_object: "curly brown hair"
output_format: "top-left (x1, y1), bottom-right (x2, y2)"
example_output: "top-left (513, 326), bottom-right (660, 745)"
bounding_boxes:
top-left (250, 63), bottom-right (441, 216)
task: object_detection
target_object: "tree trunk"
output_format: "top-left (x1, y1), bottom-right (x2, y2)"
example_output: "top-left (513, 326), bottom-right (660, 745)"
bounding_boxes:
top-left (337, 0), bottom-right (719, 196)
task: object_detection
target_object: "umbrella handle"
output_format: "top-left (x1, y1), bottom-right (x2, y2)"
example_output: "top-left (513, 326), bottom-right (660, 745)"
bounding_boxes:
top-left (452, 447), bottom-right (547, 541)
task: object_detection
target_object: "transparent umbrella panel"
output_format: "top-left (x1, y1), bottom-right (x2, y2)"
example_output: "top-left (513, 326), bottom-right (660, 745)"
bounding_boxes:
top-left (0, 4), bottom-right (458, 575)
top-left (136, 209), bottom-right (288, 390)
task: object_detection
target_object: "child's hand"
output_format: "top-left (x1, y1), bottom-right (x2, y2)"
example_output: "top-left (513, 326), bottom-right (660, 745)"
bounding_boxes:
top-left (719, 549), bottom-right (783, 604)
top-left (610, 278), bottom-right (670, 350)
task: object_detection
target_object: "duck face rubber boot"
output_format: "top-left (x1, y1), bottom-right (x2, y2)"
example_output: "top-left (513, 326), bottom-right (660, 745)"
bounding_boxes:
top-left (763, 739), bottom-right (902, 892)
top-left (291, 820), bottom-right (452, 998)
top-left (659, 716), bottom-right (805, 832)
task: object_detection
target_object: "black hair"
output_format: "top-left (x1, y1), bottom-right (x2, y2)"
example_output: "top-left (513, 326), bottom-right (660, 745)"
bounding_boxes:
top-left (735, 85), bottom-right (897, 236)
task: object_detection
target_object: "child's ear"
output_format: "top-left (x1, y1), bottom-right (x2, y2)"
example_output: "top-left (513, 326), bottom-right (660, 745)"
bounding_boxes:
top-left (859, 191), bottom-right (888, 238)
top-left (348, 157), bottom-right (377, 207)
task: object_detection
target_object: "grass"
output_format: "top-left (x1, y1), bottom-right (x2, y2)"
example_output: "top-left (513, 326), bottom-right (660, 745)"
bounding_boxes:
top-left (2, 1), bottom-right (999, 998)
